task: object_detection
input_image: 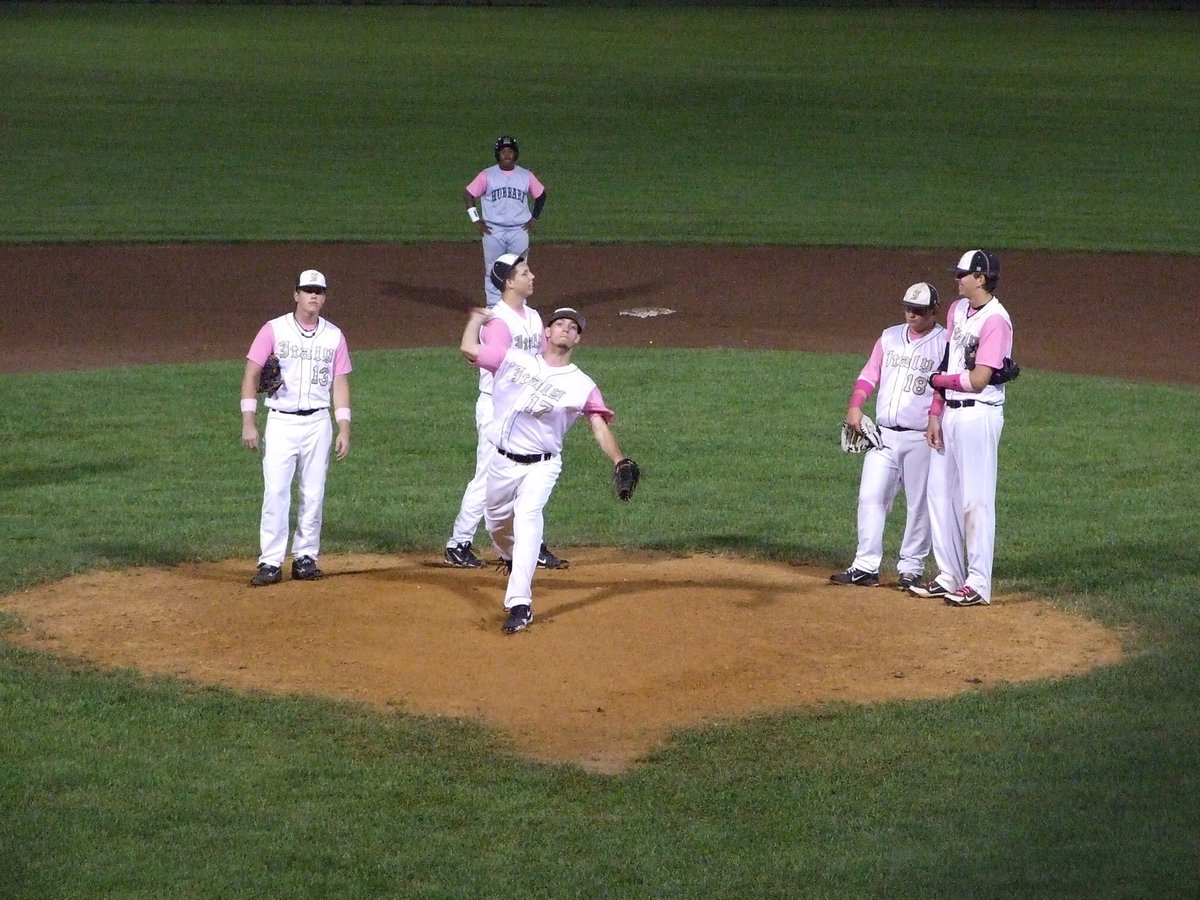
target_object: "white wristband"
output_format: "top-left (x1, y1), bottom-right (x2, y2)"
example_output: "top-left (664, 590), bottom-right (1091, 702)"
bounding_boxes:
top-left (467, 207), bottom-right (480, 223)
top-left (240, 398), bottom-right (257, 413)
top-left (335, 407), bottom-right (351, 423)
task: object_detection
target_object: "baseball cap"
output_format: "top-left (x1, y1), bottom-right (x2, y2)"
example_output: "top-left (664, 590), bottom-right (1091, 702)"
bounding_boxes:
top-left (296, 269), bottom-right (327, 290)
top-left (952, 249), bottom-right (1000, 277)
top-left (548, 307), bottom-right (585, 333)
top-left (489, 253), bottom-right (525, 291)
top-left (901, 282), bottom-right (938, 308)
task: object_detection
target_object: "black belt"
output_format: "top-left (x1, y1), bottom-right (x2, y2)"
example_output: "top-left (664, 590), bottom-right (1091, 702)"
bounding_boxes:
top-left (946, 399), bottom-right (1001, 409)
top-left (275, 408), bottom-right (323, 416)
top-left (497, 448), bottom-right (555, 465)
top-left (882, 425), bottom-right (916, 432)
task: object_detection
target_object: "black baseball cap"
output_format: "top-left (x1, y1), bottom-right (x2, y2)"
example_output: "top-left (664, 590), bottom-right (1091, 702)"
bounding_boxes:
top-left (548, 307), bottom-right (585, 333)
top-left (952, 249), bottom-right (1000, 277)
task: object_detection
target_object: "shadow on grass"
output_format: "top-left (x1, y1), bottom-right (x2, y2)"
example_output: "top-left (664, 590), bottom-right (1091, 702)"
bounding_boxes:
top-left (2, 459), bottom-right (136, 489)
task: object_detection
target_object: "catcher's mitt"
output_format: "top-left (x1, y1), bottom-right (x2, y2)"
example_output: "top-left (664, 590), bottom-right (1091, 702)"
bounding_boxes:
top-left (614, 457), bottom-right (640, 501)
top-left (257, 354), bottom-right (283, 398)
top-left (840, 414), bottom-right (885, 454)
top-left (989, 357), bottom-right (1021, 385)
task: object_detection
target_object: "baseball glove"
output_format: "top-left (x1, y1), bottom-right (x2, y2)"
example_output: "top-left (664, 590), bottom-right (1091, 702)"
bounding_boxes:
top-left (840, 414), bottom-right (885, 454)
top-left (964, 339), bottom-right (980, 371)
top-left (989, 357), bottom-right (1021, 385)
top-left (257, 353), bottom-right (283, 398)
top-left (614, 457), bottom-right (640, 501)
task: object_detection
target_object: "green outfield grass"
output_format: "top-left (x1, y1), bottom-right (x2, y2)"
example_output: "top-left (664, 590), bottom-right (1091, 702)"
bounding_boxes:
top-left (3, 3), bottom-right (1200, 896)
top-left (2, 351), bottom-right (1199, 897)
top-left (1, 3), bottom-right (1198, 250)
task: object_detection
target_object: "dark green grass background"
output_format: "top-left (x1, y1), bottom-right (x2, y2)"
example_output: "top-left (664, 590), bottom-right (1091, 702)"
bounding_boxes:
top-left (2, 5), bottom-right (1199, 897)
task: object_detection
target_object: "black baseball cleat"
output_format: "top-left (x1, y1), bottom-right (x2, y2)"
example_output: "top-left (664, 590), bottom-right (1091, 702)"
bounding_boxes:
top-left (945, 586), bottom-right (989, 607)
top-left (444, 541), bottom-right (484, 568)
top-left (909, 578), bottom-right (951, 599)
top-left (250, 563), bottom-right (282, 587)
top-left (896, 572), bottom-right (922, 591)
top-left (291, 555), bottom-right (323, 580)
top-left (537, 542), bottom-right (568, 569)
top-left (829, 567), bottom-right (879, 587)
top-left (502, 604), bottom-right (532, 635)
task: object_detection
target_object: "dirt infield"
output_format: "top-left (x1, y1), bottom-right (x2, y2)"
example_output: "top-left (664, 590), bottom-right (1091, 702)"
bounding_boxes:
top-left (5, 242), bottom-right (1188, 772)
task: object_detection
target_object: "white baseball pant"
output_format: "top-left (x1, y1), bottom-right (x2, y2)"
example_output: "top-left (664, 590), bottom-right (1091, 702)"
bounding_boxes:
top-left (485, 453), bottom-right (562, 609)
top-left (448, 393), bottom-right (495, 548)
top-left (259, 410), bottom-right (332, 567)
top-left (851, 428), bottom-right (932, 577)
top-left (925, 403), bottom-right (1004, 601)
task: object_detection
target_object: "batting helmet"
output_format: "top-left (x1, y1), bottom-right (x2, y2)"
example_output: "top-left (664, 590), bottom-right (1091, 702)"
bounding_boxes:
top-left (494, 135), bottom-right (519, 160)
top-left (490, 253), bottom-right (525, 292)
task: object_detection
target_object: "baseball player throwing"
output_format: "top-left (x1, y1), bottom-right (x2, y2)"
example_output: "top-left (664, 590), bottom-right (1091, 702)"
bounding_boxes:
top-left (464, 135), bottom-right (547, 308)
top-left (910, 250), bottom-right (1015, 607)
top-left (460, 303), bottom-right (630, 635)
top-left (240, 269), bottom-right (353, 586)
top-left (830, 282), bottom-right (948, 590)
top-left (445, 254), bottom-right (566, 570)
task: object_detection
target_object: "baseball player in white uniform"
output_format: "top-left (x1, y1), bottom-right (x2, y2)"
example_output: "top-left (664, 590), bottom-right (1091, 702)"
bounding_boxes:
top-left (464, 135), bottom-right (547, 308)
top-left (240, 269), bottom-right (353, 586)
top-left (830, 283), bottom-right (948, 590)
top-left (444, 254), bottom-right (564, 568)
top-left (910, 250), bottom-right (1014, 607)
top-left (460, 304), bottom-right (630, 635)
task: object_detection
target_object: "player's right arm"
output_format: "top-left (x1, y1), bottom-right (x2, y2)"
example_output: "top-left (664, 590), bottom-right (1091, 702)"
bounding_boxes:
top-left (464, 175), bottom-right (489, 235)
top-left (240, 359), bottom-right (262, 450)
top-left (460, 308), bottom-right (491, 364)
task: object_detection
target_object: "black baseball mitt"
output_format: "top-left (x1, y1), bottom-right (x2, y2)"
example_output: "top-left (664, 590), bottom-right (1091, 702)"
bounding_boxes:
top-left (614, 457), bottom-right (640, 501)
top-left (257, 353), bottom-right (283, 398)
top-left (989, 357), bottom-right (1021, 385)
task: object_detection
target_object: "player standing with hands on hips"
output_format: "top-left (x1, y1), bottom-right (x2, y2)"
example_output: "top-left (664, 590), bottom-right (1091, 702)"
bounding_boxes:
top-left (910, 250), bottom-right (1017, 607)
top-left (464, 135), bottom-right (547, 308)
top-left (830, 282), bottom-right (948, 590)
top-left (240, 270), bottom-right (353, 586)
top-left (443, 254), bottom-right (567, 570)
top-left (460, 303), bottom-right (637, 635)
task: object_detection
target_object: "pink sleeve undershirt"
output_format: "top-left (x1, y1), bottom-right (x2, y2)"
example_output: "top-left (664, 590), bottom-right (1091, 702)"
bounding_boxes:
top-left (475, 339), bottom-right (506, 373)
top-left (247, 324), bottom-right (275, 365)
top-left (848, 339), bottom-right (884, 409)
top-left (465, 171), bottom-right (487, 198)
top-left (975, 316), bottom-right (1012, 370)
top-left (584, 388), bottom-right (614, 424)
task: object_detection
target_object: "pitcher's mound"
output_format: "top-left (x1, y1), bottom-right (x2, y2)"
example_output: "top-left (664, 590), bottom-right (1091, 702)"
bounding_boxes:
top-left (2, 549), bottom-right (1124, 773)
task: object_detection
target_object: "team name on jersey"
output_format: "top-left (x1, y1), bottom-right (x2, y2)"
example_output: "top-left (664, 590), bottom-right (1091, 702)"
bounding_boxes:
top-left (277, 341), bottom-right (334, 363)
top-left (501, 361), bottom-right (566, 402)
top-left (488, 186), bottom-right (528, 202)
top-left (884, 348), bottom-right (938, 373)
top-left (512, 332), bottom-right (542, 354)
